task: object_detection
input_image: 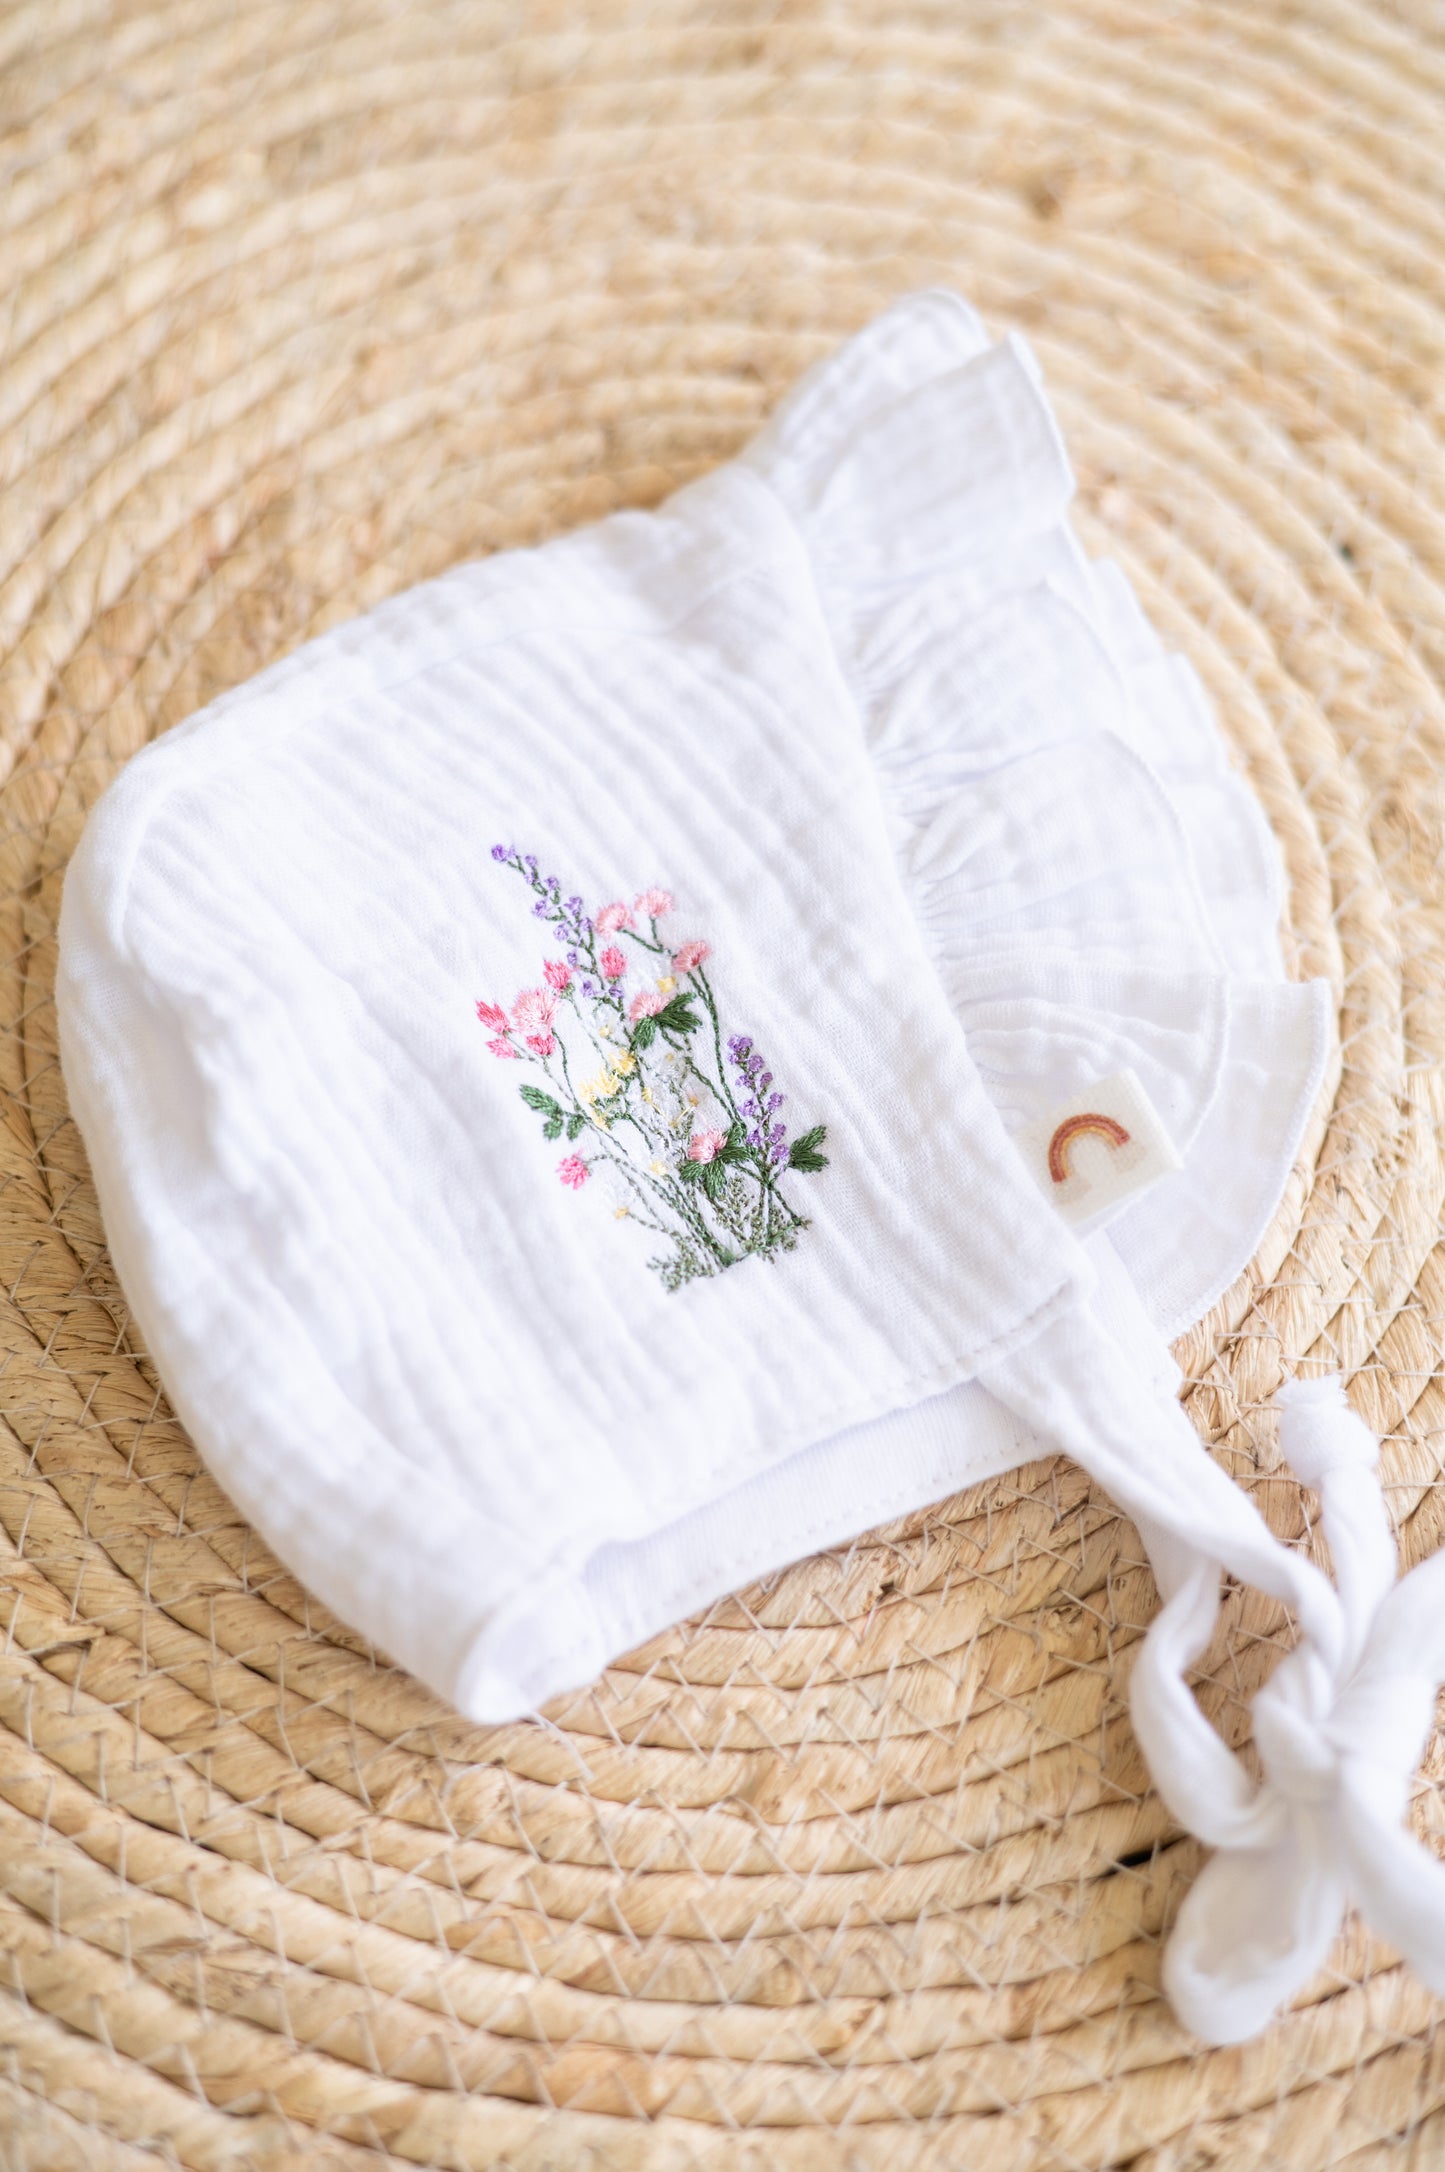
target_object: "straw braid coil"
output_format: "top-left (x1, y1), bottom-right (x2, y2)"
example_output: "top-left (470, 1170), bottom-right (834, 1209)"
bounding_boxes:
top-left (2, 3), bottom-right (1445, 2166)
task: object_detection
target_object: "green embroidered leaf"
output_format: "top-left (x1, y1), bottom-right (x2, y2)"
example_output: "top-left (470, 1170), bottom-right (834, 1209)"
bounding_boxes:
top-left (701, 1160), bottom-right (725, 1203)
top-left (655, 994), bottom-right (701, 1035)
top-left (788, 1125), bottom-right (829, 1174)
top-left (519, 1084), bottom-right (559, 1117)
top-left (718, 1121), bottom-right (749, 1165)
top-left (631, 996), bottom-right (698, 1051)
top-left (543, 1112), bottom-right (563, 1142)
top-left (566, 1109), bottom-right (587, 1141)
top-left (679, 1156), bottom-right (701, 1185)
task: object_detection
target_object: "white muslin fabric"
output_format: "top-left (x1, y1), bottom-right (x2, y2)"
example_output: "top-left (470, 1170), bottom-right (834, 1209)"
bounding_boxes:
top-left (54, 289), bottom-right (1445, 2044)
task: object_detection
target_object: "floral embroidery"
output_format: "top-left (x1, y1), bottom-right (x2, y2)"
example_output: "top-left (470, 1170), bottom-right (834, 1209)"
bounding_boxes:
top-left (477, 845), bottom-right (829, 1291)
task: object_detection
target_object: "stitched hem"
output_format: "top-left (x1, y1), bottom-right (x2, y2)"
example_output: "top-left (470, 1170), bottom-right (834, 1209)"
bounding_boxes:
top-left (454, 1376), bottom-right (1041, 1722)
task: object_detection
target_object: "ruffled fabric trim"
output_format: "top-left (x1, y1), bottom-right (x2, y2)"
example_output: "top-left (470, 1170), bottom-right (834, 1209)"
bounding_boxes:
top-left (746, 291), bottom-right (1330, 1336)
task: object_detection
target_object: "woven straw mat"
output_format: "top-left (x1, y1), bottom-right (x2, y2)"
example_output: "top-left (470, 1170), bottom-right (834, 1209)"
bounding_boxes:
top-left (3, 3), bottom-right (1445, 2167)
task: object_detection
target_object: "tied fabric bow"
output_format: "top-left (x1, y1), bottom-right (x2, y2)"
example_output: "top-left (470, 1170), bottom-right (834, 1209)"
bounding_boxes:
top-left (1158, 1378), bottom-right (1445, 2043)
top-left (983, 1308), bottom-right (1445, 2045)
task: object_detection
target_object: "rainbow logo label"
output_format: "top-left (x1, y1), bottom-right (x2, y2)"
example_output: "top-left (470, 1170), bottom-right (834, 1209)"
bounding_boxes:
top-left (1046, 1111), bottom-right (1133, 1185)
top-left (1016, 1070), bottom-right (1181, 1227)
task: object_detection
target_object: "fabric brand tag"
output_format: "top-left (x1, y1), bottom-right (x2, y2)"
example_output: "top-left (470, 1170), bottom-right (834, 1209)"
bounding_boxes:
top-left (1015, 1068), bottom-right (1181, 1228)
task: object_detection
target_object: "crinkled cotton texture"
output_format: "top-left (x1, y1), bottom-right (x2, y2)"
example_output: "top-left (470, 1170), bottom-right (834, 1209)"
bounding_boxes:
top-left (60, 291), bottom-right (1445, 2047)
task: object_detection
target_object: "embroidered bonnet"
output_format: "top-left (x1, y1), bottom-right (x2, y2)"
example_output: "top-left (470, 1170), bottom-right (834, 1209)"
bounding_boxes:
top-left (55, 291), bottom-right (1445, 2046)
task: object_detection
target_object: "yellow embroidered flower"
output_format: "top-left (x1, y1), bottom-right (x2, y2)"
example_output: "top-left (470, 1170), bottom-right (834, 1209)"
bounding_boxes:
top-left (611, 1050), bottom-right (635, 1078)
top-left (579, 1066), bottom-right (616, 1105)
top-left (656, 975), bottom-right (676, 995)
top-left (649, 1158), bottom-right (668, 1176)
top-left (614, 1205), bottom-right (630, 1219)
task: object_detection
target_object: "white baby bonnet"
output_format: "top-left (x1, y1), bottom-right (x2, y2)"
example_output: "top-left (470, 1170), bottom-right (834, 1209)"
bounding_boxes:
top-left (54, 291), bottom-right (1445, 2046)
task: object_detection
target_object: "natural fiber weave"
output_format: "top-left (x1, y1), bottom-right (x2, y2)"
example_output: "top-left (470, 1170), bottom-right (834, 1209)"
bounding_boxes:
top-left (2, 3), bottom-right (1444, 2164)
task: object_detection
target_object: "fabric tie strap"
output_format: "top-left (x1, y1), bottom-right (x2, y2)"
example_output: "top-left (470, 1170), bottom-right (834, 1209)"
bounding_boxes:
top-left (983, 1306), bottom-right (1445, 2044)
top-left (1163, 1377), bottom-right (1445, 2043)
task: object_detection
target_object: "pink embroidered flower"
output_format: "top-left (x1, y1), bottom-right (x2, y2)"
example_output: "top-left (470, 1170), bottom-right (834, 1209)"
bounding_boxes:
top-left (487, 1037), bottom-right (519, 1060)
top-left (476, 1000), bottom-right (509, 1032)
top-left (672, 938), bottom-right (711, 973)
top-left (599, 946), bottom-right (627, 980)
top-left (511, 987), bottom-right (558, 1038)
top-left (628, 988), bottom-right (664, 1022)
top-left (543, 958), bottom-right (572, 992)
top-left (687, 1126), bottom-right (727, 1164)
top-left (635, 888), bottom-right (673, 919)
top-left (557, 1154), bottom-right (590, 1189)
top-left (526, 1032), bottom-right (556, 1058)
top-left (596, 901), bottom-right (633, 933)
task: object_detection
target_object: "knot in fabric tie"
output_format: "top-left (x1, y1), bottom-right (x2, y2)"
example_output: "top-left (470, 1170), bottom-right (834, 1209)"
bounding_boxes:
top-left (1275, 1373), bottom-right (1380, 1489)
top-left (1252, 1681), bottom-right (1342, 1810)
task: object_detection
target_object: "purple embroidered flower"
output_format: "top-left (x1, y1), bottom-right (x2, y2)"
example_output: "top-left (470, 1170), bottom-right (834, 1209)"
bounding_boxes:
top-left (731, 1038), bottom-right (790, 1149)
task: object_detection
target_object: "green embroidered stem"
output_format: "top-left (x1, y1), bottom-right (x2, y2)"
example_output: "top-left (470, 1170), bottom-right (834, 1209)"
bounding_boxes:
top-left (693, 965), bottom-right (742, 1127)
